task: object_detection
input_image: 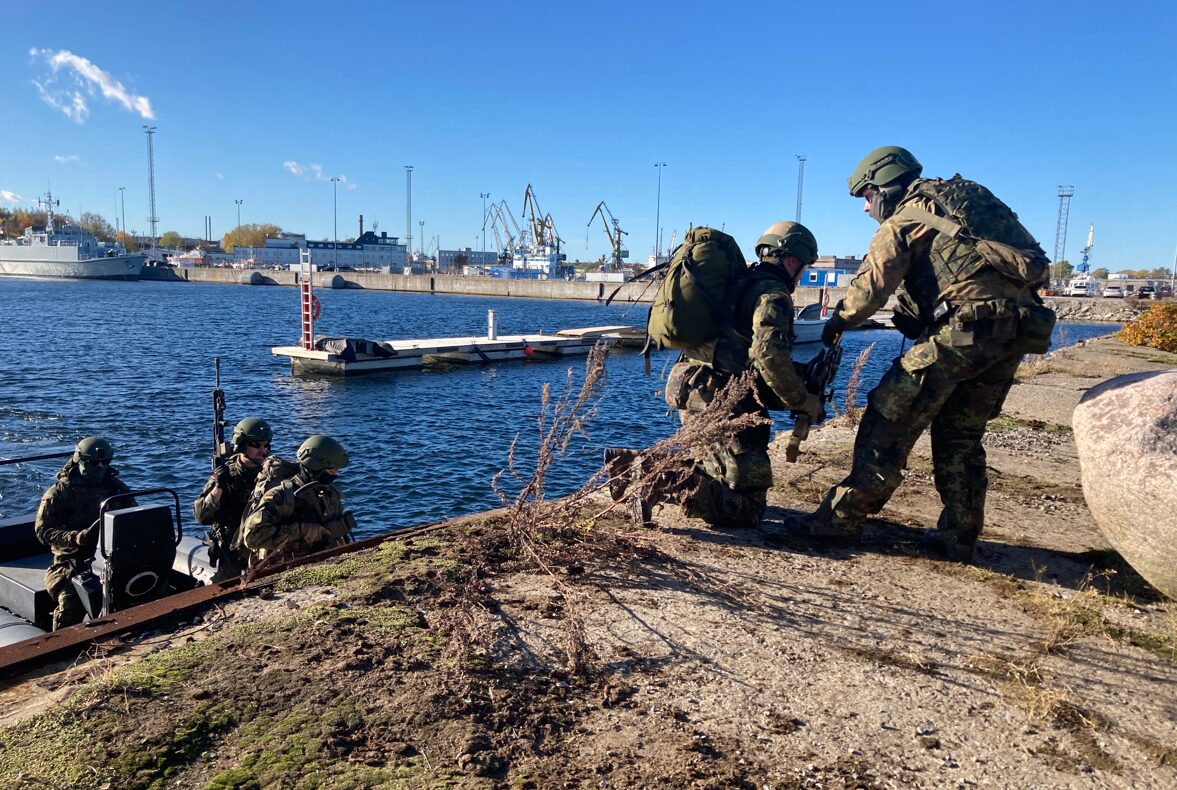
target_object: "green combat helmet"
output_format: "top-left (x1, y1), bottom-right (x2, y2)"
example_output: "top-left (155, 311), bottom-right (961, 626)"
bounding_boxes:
top-left (74, 436), bottom-right (114, 481)
top-left (847, 146), bottom-right (923, 197)
top-left (297, 435), bottom-right (349, 473)
top-left (73, 436), bottom-right (114, 464)
top-left (755, 221), bottom-right (818, 265)
top-left (232, 417), bottom-right (273, 449)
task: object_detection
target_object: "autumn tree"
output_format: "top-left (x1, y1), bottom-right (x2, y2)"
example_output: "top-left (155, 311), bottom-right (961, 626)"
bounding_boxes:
top-left (1053, 261), bottom-right (1074, 279)
top-left (78, 212), bottom-right (117, 242)
top-left (115, 230), bottom-right (139, 252)
top-left (159, 230), bottom-right (184, 249)
top-left (1148, 267), bottom-right (1172, 279)
top-left (1091, 267), bottom-right (1109, 279)
top-left (222, 223), bottom-right (281, 253)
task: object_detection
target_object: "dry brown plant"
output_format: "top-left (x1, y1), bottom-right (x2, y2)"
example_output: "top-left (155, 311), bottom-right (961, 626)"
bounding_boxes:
top-left (840, 342), bottom-right (875, 426)
top-left (438, 350), bottom-right (771, 675)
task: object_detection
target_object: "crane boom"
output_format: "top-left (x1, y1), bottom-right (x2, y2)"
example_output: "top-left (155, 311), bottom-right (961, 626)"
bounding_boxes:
top-left (587, 201), bottom-right (629, 271)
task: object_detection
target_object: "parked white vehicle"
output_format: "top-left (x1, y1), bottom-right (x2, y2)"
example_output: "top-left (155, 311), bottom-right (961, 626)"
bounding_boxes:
top-left (1065, 275), bottom-right (1097, 297)
top-left (1102, 285), bottom-right (1124, 298)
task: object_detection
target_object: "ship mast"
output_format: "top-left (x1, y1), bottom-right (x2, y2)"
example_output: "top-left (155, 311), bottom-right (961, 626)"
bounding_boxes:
top-left (38, 191), bottom-right (60, 234)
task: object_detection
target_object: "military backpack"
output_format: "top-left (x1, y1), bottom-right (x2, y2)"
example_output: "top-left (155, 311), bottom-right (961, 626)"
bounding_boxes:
top-left (897, 177), bottom-right (1051, 290)
top-left (643, 226), bottom-right (749, 352)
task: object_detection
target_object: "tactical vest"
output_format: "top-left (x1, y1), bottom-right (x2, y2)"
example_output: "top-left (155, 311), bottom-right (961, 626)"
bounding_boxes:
top-left (895, 177), bottom-right (1045, 318)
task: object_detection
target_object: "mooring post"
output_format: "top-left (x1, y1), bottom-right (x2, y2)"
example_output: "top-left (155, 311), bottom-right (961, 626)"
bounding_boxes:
top-left (487, 309), bottom-right (498, 340)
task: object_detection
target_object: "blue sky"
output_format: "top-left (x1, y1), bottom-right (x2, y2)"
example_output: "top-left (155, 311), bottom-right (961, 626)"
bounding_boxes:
top-left (2, 1), bottom-right (1175, 270)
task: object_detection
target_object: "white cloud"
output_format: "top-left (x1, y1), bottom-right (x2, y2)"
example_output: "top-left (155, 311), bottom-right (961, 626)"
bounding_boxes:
top-left (283, 160), bottom-right (356, 189)
top-left (214, 171), bottom-right (225, 181)
top-left (1, 190), bottom-right (23, 204)
top-left (29, 48), bottom-right (154, 123)
top-left (54, 154), bottom-right (80, 164)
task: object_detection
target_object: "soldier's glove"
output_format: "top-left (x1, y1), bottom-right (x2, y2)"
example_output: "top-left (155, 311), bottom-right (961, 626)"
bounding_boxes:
top-left (326, 511), bottom-right (357, 540)
top-left (74, 523), bottom-right (98, 548)
top-left (821, 313), bottom-right (847, 347)
top-left (298, 523), bottom-right (333, 548)
top-left (801, 392), bottom-right (825, 423)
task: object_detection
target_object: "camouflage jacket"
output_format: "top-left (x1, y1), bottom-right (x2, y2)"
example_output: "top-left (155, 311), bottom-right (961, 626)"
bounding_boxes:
top-left (840, 179), bottom-right (1035, 329)
top-left (684, 264), bottom-right (809, 410)
top-left (192, 453), bottom-right (262, 542)
top-left (241, 471), bottom-right (353, 558)
top-left (35, 462), bottom-right (132, 564)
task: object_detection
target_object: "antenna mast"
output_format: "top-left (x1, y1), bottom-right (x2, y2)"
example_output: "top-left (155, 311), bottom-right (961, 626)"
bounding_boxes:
top-left (143, 126), bottom-right (158, 257)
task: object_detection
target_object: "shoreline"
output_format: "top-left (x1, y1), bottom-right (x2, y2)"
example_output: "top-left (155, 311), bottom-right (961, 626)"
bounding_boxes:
top-left (141, 266), bottom-right (1152, 322)
top-left (0, 335), bottom-right (1174, 787)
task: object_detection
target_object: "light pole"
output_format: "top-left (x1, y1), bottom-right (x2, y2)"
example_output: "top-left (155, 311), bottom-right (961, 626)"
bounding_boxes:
top-left (480, 192), bottom-right (490, 254)
top-left (405, 165), bottom-right (414, 259)
top-left (654, 162), bottom-right (667, 260)
top-left (795, 154), bottom-right (806, 222)
top-left (330, 177), bottom-right (340, 267)
top-left (235, 199), bottom-right (243, 228)
top-left (118, 186), bottom-right (126, 244)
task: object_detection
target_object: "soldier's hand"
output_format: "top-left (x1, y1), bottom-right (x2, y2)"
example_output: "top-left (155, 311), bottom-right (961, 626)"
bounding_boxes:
top-left (299, 523), bottom-right (332, 547)
top-left (74, 523), bottom-right (98, 547)
top-left (821, 313), bottom-right (847, 347)
top-left (801, 392), bottom-right (825, 422)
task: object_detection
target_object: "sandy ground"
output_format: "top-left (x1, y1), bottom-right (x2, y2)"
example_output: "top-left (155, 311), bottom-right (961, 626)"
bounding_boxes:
top-left (0, 335), bottom-right (1174, 789)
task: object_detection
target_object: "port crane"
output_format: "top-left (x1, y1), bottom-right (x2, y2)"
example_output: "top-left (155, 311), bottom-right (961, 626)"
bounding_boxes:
top-left (487, 200), bottom-right (523, 262)
top-left (521, 184), bottom-right (563, 255)
top-left (1078, 223), bottom-right (1094, 273)
top-left (587, 201), bottom-right (628, 271)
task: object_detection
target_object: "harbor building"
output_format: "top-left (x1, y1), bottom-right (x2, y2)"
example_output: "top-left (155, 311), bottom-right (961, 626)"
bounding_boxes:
top-left (233, 231), bottom-right (408, 270)
top-left (803, 255), bottom-right (863, 288)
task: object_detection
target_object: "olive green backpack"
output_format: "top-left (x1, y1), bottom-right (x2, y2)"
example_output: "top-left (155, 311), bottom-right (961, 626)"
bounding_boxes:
top-left (644, 226), bottom-right (748, 351)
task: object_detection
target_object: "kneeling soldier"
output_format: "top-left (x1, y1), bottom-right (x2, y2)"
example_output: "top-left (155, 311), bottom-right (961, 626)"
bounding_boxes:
top-left (242, 434), bottom-right (355, 563)
top-left (193, 417), bottom-right (273, 581)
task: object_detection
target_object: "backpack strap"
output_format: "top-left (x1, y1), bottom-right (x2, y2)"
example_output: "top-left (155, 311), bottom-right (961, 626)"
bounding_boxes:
top-left (604, 261), bottom-right (667, 306)
top-left (894, 204), bottom-right (964, 238)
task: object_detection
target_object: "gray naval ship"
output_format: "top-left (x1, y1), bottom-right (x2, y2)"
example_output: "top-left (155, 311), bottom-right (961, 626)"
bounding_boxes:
top-left (0, 192), bottom-right (145, 280)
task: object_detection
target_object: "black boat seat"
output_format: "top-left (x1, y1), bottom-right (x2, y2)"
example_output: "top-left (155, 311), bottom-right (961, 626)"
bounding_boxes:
top-left (0, 553), bottom-right (54, 631)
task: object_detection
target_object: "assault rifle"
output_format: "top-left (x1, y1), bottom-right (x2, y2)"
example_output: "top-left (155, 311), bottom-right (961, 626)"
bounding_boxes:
top-left (211, 358), bottom-right (228, 474)
top-left (785, 333), bottom-right (843, 463)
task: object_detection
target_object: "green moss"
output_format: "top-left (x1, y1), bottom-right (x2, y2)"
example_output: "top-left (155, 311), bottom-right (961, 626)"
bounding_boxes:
top-left (0, 699), bottom-right (108, 789)
top-left (109, 702), bottom-right (238, 786)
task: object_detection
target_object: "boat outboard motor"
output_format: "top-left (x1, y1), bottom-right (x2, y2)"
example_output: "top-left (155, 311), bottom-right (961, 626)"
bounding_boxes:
top-left (87, 489), bottom-right (183, 617)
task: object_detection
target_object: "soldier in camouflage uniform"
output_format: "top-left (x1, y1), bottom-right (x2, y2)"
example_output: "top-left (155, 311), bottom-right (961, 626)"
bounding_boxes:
top-left (35, 437), bottom-right (132, 630)
top-left (193, 417), bottom-right (273, 581)
top-left (241, 434), bottom-right (355, 563)
top-left (799, 146), bottom-right (1055, 561)
top-left (610, 222), bottom-right (824, 529)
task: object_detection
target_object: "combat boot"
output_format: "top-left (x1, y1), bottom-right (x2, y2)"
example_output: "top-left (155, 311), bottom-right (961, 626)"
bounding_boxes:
top-left (603, 447), bottom-right (640, 502)
top-left (785, 493), bottom-right (861, 545)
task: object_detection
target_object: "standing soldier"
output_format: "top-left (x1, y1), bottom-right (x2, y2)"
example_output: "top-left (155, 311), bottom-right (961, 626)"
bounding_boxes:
top-left (241, 435), bottom-right (355, 563)
top-left (797, 146), bottom-right (1055, 561)
top-left (193, 417), bottom-right (273, 581)
top-left (609, 221), bottom-right (825, 529)
top-left (35, 437), bottom-right (132, 630)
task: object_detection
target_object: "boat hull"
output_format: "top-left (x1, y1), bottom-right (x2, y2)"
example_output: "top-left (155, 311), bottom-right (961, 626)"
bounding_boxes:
top-left (0, 253), bottom-right (145, 280)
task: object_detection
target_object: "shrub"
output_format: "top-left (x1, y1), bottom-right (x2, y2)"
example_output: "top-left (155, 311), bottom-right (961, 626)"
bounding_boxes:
top-left (1118, 303), bottom-right (1177, 352)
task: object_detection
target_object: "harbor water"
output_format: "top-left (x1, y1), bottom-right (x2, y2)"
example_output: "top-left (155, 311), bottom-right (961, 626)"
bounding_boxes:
top-left (0, 278), bottom-right (1117, 536)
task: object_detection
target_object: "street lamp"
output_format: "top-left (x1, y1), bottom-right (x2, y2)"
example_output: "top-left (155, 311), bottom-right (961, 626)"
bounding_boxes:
top-left (118, 186), bottom-right (126, 244)
top-left (654, 162), bottom-right (667, 261)
top-left (405, 165), bottom-right (414, 259)
top-left (330, 177), bottom-right (340, 267)
top-left (235, 199), bottom-right (243, 228)
top-left (480, 192), bottom-right (490, 254)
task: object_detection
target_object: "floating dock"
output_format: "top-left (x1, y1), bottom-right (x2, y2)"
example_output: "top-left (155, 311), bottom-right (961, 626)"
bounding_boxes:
top-left (272, 311), bottom-right (645, 376)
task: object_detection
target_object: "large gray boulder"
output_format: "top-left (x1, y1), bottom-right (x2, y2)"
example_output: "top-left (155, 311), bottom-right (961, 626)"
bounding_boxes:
top-left (1073, 370), bottom-right (1177, 599)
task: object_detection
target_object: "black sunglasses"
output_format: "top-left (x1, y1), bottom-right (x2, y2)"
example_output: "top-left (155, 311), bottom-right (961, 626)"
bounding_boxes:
top-left (247, 441), bottom-right (272, 450)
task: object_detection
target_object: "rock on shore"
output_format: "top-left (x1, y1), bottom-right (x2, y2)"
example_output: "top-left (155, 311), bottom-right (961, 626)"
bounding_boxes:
top-left (1073, 369), bottom-right (1177, 599)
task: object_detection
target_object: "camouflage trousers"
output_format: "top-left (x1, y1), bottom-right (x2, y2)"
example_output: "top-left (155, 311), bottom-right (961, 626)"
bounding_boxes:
top-left (44, 559), bottom-right (86, 631)
top-left (665, 362), bottom-right (771, 529)
top-left (818, 323), bottom-right (1023, 544)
